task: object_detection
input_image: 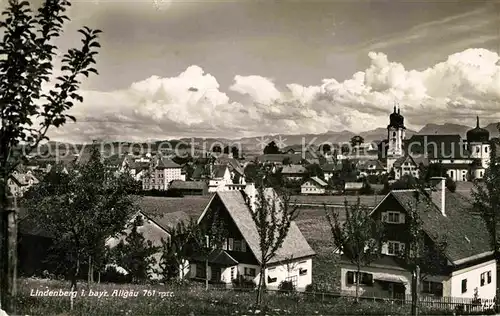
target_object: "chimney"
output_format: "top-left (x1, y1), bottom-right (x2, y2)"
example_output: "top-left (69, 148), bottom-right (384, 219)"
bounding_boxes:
top-left (430, 177), bottom-right (446, 217)
top-left (244, 182), bottom-right (257, 212)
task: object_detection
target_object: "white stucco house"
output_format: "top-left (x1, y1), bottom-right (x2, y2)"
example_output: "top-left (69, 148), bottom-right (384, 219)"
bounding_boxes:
top-left (190, 184), bottom-right (316, 291)
top-left (340, 177), bottom-right (496, 301)
top-left (301, 176), bottom-right (328, 195)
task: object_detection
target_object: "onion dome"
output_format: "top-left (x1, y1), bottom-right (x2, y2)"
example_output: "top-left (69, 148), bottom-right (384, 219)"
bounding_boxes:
top-left (467, 116), bottom-right (489, 143)
top-left (388, 106), bottom-right (405, 129)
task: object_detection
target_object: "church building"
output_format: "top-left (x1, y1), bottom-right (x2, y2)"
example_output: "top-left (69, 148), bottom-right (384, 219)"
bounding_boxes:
top-left (381, 107), bottom-right (491, 182)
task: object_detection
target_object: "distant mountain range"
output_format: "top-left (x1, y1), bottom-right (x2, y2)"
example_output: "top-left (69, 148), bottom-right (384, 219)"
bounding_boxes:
top-left (34, 122), bottom-right (500, 157)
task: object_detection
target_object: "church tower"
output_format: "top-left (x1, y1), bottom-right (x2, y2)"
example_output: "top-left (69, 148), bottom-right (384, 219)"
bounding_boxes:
top-left (466, 116), bottom-right (490, 179)
top-left (386, 106), bottom-right (406, 172)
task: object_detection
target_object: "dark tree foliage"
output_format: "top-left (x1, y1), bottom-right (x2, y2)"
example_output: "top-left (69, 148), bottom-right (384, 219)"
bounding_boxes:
top-left (24, 147), bottom-right (137, 295)
top-left (249, 174), bottom-right (299, 306)
top-left (422, 163), bottom-right (448, 182)
top-left (0, 0), bottom-right (101, 311)
top-left (305, 163), bottom-right (324, 180)
top-left (212, 145), bottom-right (222, 153)
top-left (231, 146), bottom-right (240, 158)
top-left (350, 135), bottom-right (364, 148)
top-left (159, 218), bottom-right (199, 281)
top-left (472, 135), bottom-right (500, 262)
top-left (109, 215), bottom-right (159, 283)
top-left (320, 143), bottom-right (332, 153)
top-left (325, 198), bottom-right (384, 301)
top-left (263, 141), bottom-right (280, 154)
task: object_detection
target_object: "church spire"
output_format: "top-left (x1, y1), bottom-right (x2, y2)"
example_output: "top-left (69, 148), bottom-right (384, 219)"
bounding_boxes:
top-left (476, 116), bottom-right (480, 128)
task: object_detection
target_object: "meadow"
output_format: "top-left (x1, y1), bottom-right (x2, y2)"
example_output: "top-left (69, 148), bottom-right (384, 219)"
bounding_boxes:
top-left (16, 278), bottom-right (416, 316)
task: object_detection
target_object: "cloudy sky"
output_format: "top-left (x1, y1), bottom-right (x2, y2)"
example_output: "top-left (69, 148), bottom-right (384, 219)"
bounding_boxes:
top-left (34, 0), bottom-right (500, 142)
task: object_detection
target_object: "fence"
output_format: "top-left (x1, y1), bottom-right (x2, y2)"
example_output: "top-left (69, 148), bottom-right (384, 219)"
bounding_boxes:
top-left (206, 283), bottom-right (497, 314)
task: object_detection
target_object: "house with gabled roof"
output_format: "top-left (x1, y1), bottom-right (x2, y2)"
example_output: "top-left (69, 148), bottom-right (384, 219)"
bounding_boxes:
top-left (301, 176), bottom-right (328, 195)
top-left (7, 169), bottom-right (40, 197)
top-left (189, 184), bottom-right (316, 290)
top-left (281, 164), bottom-right (308, 181)
top-left (106, 208), bottom-right (193, 280)
top-left (357, 159), bottom-right (386, 177)
top-left (340, 178), bottom-right (496, 300)
top-left (392, 155), bottom-right (420, 180)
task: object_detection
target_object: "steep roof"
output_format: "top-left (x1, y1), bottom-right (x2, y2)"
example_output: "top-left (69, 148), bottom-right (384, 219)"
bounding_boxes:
top-left (257, 154), bottom-right (302, 164)
top-left (216, 157), bottom-right (245, 175)
top-left (307, 176), bottom-right (328, 187)
top-left (203, 190), bottom-right (316, 264)
top-left (281, 164), bottom-right (307, 175)
top-left (389, 189), bottom-right (492, 265)
top-left (212, 164), bottom-right (229, 179)
top-left (146, 210), bottom-right (192, 232)
top-left (358, 159), bottom-right (385, 170)
top-left (138, 195), bottom-right (212, 218)
top-left (321, 163), bottom-right (341, 172)
top-left (156, 158), bottom-right (181, 169)
top-left (393, 155), bottom-right (419, 168)
top-left (405, 134), bottom-right (471, 159)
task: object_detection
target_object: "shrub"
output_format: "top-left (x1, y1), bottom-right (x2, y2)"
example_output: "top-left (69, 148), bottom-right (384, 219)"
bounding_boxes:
top-left (165, 188), bottom-right (184, 197)
top-left (305, 283), bottom-right (320, 292)
top-left (445, 177), bottom-right (457, 193)
top-left (231, 275), bottom-right (256, 290)
top-left (278, 280), bottom-right (296, 293)
top-left (100, 265), bottom-right (131, 284)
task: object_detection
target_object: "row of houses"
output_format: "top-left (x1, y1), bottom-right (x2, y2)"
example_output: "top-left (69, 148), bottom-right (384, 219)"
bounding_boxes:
top-left (17, 170), bottom-right (497, 302)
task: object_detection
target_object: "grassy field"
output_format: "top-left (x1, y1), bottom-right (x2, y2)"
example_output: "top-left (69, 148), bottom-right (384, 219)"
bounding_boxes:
top-left (16, 278), bottom-right (415, 316)
top-left (295, 207), bottom-right (343, 290)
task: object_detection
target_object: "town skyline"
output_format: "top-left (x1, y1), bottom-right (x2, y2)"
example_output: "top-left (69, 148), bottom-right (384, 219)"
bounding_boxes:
top-left (21, 0), bottom-right (499, 143)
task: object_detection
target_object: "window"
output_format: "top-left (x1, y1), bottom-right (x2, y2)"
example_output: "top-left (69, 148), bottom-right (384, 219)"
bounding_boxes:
top-left (461, 279), bottom-right (467, 293)
top-left (387, 241), bottom-right (405, 256)
top-left (422, 281), bottom-right (443, 297)
top-left (386, 212), bottom-right (401, 224)
top-left (485, 147), bottom-right (489, 153)
top-left (233, 239), bottom-right (242, 252)
top-left (244, 267), bottom-right (256, 277)
top-left (267, 275), bottom-right (277, 283)
top-left (481, 272), bottom-right (486, 286)
top-left (346, 271), bottom-right (373, 286)
top-left (299, 268), bottom-right (308, 276)
top-left (488, 271), bottom-right (492, 284)
top-left (196, 264), bottom-right (206, 278)
top-left (231, 267), bottom-right (236, 280)
top-left (476, 147), bottom-right (480, 153)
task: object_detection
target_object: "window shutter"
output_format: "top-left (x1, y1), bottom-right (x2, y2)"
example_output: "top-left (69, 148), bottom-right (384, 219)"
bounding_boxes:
top-left (399, 213), bottom-right (405, 224)
top-left (381, 212), bottom-right (387, 223)
top-left (347, 271), bottom-right (354, 285)
top-left (381, 242), bottom-right (389, 255)
top-left (228, 238), bottom-right (234, 251)
top-left (399, 242), bottom-right (406, 255)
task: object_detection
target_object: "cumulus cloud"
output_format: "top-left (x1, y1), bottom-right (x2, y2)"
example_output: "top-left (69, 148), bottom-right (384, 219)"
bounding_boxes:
top-left (47, 48), bottom-right (500, 143)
